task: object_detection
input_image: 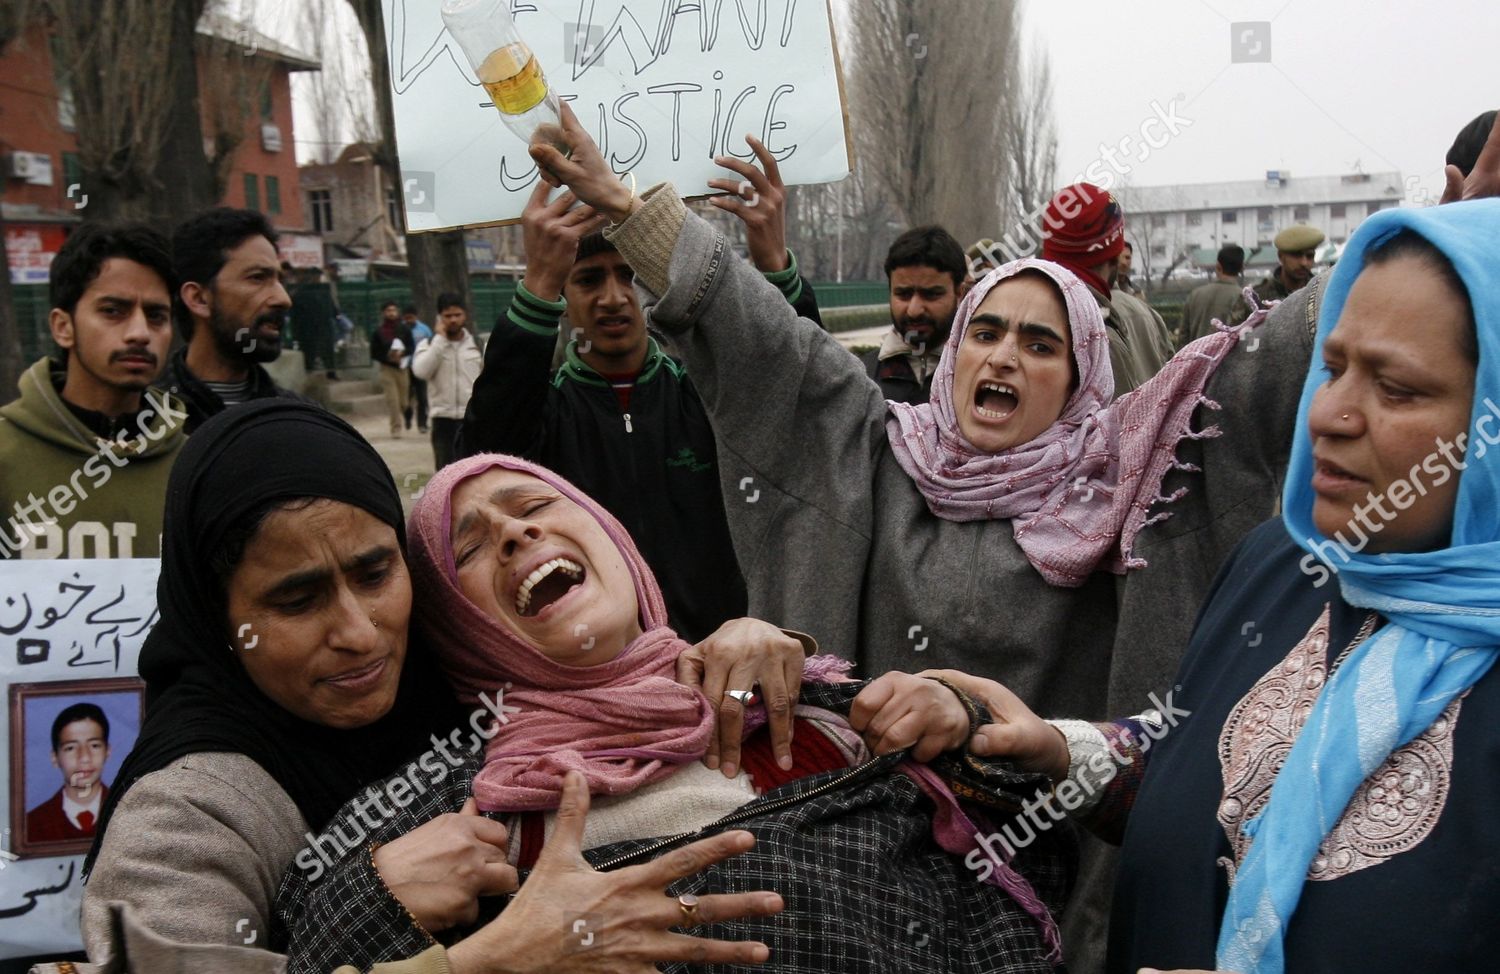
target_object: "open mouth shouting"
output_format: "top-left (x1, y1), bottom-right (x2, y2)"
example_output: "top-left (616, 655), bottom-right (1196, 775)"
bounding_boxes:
top-left (974, 380), bottom-right (1020, 422)
top-left (514, 554), bottom-right (588, 619)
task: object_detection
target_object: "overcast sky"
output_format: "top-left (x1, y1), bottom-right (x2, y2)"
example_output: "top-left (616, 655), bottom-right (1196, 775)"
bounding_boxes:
top-left (1021, 0), bottom-right (1498, 201)
top-left (258, 0), bottom-right (1496, 202)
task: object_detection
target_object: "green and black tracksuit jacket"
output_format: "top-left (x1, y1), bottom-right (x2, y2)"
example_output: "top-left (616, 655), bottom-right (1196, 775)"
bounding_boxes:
top-left (459, 257), bottom-right (819, 641)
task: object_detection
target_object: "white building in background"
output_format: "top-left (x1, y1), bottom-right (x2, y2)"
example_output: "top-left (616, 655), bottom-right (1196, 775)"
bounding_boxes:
top-left (1118, 170), bottom-right (1405, 280)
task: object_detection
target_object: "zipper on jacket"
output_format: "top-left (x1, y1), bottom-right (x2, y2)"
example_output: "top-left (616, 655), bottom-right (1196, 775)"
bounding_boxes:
top-left (623, 412), bottom-right (633, 433)
top-left (592, 755), bottom-right (895, 872)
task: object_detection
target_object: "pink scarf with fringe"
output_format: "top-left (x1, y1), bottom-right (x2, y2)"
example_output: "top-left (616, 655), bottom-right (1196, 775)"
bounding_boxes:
top-left (885, 257), bottom-right (1259, 587)
top-left (407, 454), bottom-right (715, 812)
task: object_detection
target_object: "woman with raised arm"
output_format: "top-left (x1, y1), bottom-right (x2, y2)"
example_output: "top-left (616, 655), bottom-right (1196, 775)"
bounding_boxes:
top-left (525, 104), bottom-right (1261, 730)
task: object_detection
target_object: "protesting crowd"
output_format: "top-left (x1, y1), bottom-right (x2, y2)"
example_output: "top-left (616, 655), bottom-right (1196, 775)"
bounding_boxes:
top-left (2, 45), bottom-right (1498, 972)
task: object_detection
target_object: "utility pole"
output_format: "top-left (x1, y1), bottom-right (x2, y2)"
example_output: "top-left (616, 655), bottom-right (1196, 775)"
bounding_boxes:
top-left (835, 180), bottom-right (845, 283)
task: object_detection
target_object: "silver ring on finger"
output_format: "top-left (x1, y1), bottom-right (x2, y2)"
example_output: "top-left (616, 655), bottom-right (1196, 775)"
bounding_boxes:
top-left (724, 689), bottom-right (756, 707)
top-left (677, 893), bottom-right (702, 926)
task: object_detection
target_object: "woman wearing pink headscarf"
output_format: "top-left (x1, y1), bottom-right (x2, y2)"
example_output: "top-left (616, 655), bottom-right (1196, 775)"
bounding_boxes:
top-left (524, 105), bottom-right (1263, 735)
top-left (274, 454), bottom-right (1077, 974)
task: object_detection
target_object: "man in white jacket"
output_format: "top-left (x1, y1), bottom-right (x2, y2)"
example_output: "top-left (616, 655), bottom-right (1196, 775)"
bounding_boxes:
top-left (411, 292), bottom-right (483, 469)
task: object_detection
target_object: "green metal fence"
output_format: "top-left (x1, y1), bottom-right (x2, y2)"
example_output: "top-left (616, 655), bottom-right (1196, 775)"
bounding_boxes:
top-left (335, 280), bottom-right (894, 335)
top-left (12, 284), bottom-right (53, 363)
top-left (10, 278), bottom-right (891, 357)
top-left (29, 278), bottom-right (1217, 358)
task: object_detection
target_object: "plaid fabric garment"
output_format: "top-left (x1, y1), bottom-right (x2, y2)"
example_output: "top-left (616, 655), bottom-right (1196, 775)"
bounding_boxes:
top-left (274, 758), bottom-right (481, 972)
top-left (274, 683), bottom-right (1075, 973)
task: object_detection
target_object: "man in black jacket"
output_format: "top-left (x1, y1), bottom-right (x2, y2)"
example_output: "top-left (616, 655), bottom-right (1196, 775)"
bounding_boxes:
top-left (459, 174), bottom-right (820, 642)
top-left (156, 208), bottom-right (306, 433)
top-left (370, 300), bottom-right (416, 438)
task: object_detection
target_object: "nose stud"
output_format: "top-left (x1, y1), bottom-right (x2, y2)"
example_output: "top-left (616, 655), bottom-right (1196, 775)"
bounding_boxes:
top-left (1341, 414), bottom-right (1349, 421)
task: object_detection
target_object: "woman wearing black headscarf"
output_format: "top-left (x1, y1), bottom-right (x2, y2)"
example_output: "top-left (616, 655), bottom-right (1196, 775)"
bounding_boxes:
top-left (59, 401), bottom-right (783, 974)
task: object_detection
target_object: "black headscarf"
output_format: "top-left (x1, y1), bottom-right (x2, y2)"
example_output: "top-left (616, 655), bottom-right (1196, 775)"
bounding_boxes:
top-left (86, 400), bottom-right (460, 875)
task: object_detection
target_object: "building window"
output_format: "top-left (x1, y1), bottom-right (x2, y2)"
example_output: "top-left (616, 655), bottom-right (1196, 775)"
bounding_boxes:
top-left (310, 189), bottom-right (333, 232)
top-left (1369, 200), bottom-right (1390, 213)
top-left (1294, 204), bottom-right (1310, 220)
top-left (260, 81), bottom-right (274, 120)
top-left (266, 175), bottom-right (281, 214)
top-left (244, 173), bottom-right (260, 211)
top-left (1151, 244), bottom-right (1166, 258)
top-left (1150, 214), bottom-right (1166, 228)
top-left (1257, 207), bottom-right (1273, 222)
top-left (1330, 203), bottom-right (1346, 219)
top-left (1187, 212), bottom-right (1202, 227)
top-left (49, 35), bottom-right (76, 131)
top-left (386, 187), bottom-right (401, 228)
top-left (62, 152), bottom-right (81, 191)
top-left (1221, 210), bottom-right (1238, 224)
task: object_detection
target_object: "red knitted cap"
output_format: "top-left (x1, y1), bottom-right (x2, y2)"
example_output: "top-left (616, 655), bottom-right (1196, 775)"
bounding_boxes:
top-left (1040, 183), bottom-right (1125, 265)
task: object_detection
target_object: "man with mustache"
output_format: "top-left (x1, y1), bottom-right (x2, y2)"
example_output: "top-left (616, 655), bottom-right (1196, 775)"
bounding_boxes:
top-left (0, 223), bottom-right (187, 558)
top-left (862, 226), bottom-right (968, 406)
top-left (1227, 223), bottom-right (1325, 326)
top-left (157, 208), bottom-right (307, 433)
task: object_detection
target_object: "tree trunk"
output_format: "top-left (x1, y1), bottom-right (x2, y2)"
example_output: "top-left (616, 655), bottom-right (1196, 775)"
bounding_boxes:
top-left (406, 230), bottom-right (470, 320)
top-left (151, 0), bottom-right (217, 223)
top-left (53, 0), bottom-right (216, 225)
top-left (346, 0), bottom-right (471, 317)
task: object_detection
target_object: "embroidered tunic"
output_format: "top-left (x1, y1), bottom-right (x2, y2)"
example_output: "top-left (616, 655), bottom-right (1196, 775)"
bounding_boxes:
top-left (1105, 519), bottom-right (1500, 973)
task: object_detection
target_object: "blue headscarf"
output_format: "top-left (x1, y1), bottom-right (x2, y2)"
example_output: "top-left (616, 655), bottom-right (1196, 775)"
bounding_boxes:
top-left (1217, 199), bottom-right (1500, 973)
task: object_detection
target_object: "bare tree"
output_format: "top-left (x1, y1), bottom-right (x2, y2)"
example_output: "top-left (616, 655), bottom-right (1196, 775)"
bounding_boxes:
top-left (42, 0), bottom-right (217, 224)
top-left (1000, 39), bottom-right (1058, 238)
top-left (846, 0), bottom-right (1020, 247)
top-left (296, 0), bottom-right (349, 165)
top-left (780, 163), bottom-right (900, 282)
top-left (198, 8), bottom-right (277, 201)
top-left (1117, 183), bottom-right (1192, 290)
top-left (344, 0), bottom-right (471, 318)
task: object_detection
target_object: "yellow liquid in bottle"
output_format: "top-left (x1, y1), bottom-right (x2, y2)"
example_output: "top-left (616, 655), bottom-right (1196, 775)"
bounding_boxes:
top-left (479, 43), bottom-right (548, 115)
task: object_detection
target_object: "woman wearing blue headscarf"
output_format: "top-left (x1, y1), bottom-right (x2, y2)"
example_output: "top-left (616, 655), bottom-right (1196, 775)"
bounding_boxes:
top-left (929, 197), bottom-right (1500, 974)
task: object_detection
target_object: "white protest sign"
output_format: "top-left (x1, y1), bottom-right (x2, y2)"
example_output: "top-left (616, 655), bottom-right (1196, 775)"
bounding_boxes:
top-left (0, 559), bottom-right (158, 960)
top-left (387, 0), bottom-right (852, 230)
